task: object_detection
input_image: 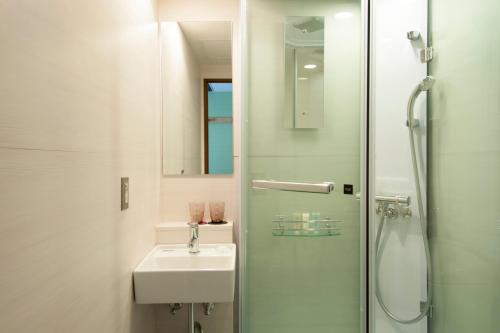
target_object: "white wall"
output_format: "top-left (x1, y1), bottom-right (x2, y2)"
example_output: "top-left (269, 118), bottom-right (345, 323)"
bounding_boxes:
top-left (371, 0), bottom-right (428, 332)
top-left (162, 22), bottom-right (202, 175)
top-left (0, 1), bottom-right (161, 333)
top-left (157, 1), bottom-right (241, 332)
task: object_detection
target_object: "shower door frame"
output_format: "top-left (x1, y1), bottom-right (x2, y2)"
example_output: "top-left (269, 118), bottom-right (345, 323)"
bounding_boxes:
top-left (362, 0), bottom-right (371, 332)
top-left (238, 0), bottom-right (372, 332)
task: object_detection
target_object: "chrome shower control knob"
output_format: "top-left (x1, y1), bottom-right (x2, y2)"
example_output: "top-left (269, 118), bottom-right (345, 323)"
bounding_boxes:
top-left (384, 206), bottom-right (398, 218)
top-left (400, 205), bottom-right (412, 218)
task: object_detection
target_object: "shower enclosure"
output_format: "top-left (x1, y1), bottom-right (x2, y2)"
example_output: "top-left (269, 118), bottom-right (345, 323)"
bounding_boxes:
top-left (241, 0), bottom-right (500, 332)
top-left (370, 0), bottom-right (500, 332)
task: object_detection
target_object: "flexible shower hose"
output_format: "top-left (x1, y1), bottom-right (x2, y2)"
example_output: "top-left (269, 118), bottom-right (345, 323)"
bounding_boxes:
top-left (374, 83), bottom-right (433, 324)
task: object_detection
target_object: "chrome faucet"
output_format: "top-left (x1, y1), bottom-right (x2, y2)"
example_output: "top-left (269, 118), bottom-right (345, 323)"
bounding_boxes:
top-left (188, 222), bottom-right (200, 253)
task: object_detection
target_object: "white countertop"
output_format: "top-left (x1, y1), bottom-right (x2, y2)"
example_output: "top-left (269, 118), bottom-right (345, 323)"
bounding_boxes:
top-left (156, 220), bottom-right (233, 231)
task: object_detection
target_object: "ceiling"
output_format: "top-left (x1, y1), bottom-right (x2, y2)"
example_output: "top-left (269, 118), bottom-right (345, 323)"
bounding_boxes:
top-left (179, 21), bottom-right (232, 66)
top-left (285, 16), bottom-right (324, 47)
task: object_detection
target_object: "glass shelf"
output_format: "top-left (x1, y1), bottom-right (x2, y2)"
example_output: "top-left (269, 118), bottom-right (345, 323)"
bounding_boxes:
top-left (271, 217), bottom-right (342, 237)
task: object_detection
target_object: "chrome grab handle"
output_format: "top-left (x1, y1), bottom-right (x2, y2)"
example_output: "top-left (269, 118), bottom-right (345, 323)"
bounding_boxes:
top-left (251, 180), bottom-right (335, 194)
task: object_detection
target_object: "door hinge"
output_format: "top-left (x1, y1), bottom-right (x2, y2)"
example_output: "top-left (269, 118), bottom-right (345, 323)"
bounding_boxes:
top-left (421, 301), bottom-right (434, 318)
top-left (420, 46), bottom-right (434, 63)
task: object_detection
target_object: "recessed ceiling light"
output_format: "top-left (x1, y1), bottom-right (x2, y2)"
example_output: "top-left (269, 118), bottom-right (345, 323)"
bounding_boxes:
top-left (335, 12), bottom-right (353, 20)
top-left (304, 64), bottom-right (317, 69)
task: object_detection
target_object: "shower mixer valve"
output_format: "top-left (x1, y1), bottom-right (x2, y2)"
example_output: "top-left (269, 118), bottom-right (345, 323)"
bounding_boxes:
top-left (376, 202), bottom-right (412, 219)
top-left (377, 204), bottom-right (399, 218)
top-left (375, 197), bottom-right (412, 219)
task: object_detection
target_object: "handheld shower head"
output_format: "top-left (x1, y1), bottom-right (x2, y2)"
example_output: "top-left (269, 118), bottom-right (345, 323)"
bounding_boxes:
top-left (379, 74), bottom-right (437, 325)
top-left (407, 76), bottom-right (436, 129)
top-left (419, 76), bottom-right (435, 91)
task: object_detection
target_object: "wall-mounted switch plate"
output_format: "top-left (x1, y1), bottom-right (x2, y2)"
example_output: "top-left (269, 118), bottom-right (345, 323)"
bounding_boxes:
top-left (121, 177), bottom-right (129, 210)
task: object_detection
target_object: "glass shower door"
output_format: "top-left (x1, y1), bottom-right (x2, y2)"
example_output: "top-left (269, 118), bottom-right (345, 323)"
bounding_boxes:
top-left (243, 0), bottom-right (363, 332)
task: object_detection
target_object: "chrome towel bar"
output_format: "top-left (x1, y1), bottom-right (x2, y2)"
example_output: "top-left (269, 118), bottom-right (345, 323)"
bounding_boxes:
top-left (251, 180), bottom-right (335, 194)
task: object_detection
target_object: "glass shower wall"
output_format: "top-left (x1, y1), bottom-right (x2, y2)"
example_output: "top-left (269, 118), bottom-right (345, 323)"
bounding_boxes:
top-left (428, 0), bottom-right (500, 331)
top-left (243, 0), bottom-right (363, 332)
top-left (370, 1), bottom-right (429, 332)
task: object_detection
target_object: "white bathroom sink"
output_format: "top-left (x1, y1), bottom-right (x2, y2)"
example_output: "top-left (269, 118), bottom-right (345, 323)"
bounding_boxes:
top-left (133, 244), bottom-right (236, 304)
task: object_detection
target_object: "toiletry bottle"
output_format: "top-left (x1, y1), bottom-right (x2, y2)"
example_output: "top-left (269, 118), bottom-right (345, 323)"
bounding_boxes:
top-left (310, 212), bottom-right (320, 230)
top-left (302, 212), bottom-right (310, 231)
top-left (292, 212), bottom-right (302, 222)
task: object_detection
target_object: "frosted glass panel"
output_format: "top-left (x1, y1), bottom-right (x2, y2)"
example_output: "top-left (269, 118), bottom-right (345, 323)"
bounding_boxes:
top-left (243, 0), bottom-right (362, 332)
top-left (429, 0), bottom-right (500, 331)
top-left (208, 91), bottom-right (232, 118)
top-left (208, 122), bottom-right (233, 174)
top-left (207, 88), bottom-right (233, 174)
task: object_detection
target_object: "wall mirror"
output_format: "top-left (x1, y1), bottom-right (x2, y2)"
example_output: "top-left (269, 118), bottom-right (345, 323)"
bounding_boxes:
top-left (161, 21), bottom-right (233, 176)
top-left (284, 16), bottom-right (324, 129)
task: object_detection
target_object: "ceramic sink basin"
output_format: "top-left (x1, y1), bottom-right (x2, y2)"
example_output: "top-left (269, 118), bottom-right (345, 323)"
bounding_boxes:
top-left (133, 243), bottom-right (236, 304)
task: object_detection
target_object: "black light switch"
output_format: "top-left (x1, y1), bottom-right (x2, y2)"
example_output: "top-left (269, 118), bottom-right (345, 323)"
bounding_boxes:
top-left (343, 184), bottom-right (354, 195)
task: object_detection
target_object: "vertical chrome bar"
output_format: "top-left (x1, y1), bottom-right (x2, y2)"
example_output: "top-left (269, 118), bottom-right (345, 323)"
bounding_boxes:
top-left (293, 47), bottom-right (298, 128)
top-left (188, 303), bottom-right (194, 333)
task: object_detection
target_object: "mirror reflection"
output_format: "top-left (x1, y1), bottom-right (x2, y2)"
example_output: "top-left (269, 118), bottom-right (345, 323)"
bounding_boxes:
top-left (285, 16), bottom-right (324, 129)
top-left (161, 21), bottom-right (233, 176)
